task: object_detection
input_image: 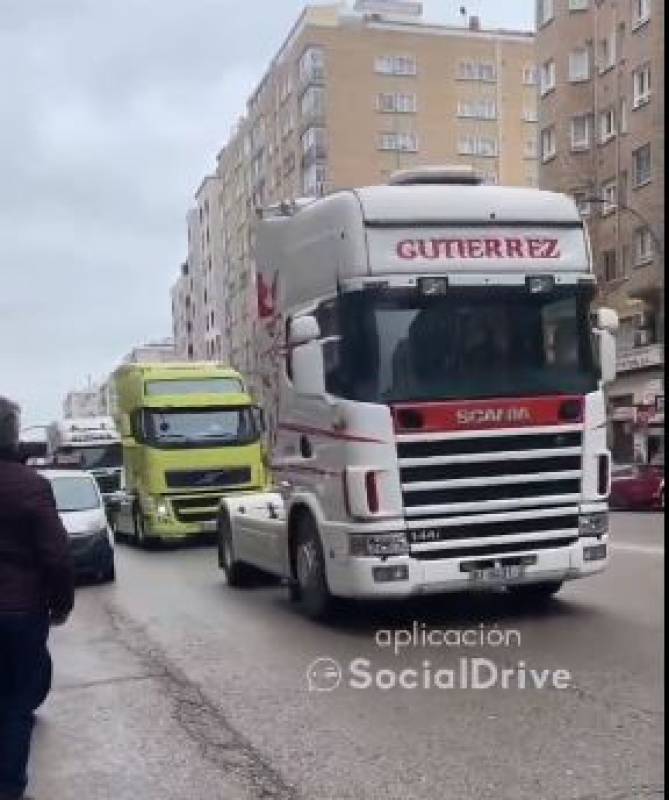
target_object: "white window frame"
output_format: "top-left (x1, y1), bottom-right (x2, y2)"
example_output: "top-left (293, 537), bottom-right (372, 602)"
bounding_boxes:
top-left (457, 98), bottom-right (496, 119)
top-left (634, 227), bottom-right (654, 265)
top-left (378, 132), bottom-right (418, 152)
top-left (540, 59), bottom-right (556, 96)
top-left (633, 143), bottom-right (652, 186)
top-left (569, 48), bottom-right (590, 82)
top-left (632, 64), bottom-right (651, 108)
top-left (600, 179), bottom-right (617, 214)
top-left (599, 108), bottom-right (616, 143)
top-left (522, 65), bottom-right (538, 85)
top-left (571, 114), bottom-right (591, 150)
top-left (374, 55), bottom-right (417, 76)
top-left (632, 0), bottom-right (651, 30)
top-left (540, 126), bottom-right (556, 162)
top-left (569, 0), bottom-right (589, 10)
top-left (376, 92), bottom-right (417, 113)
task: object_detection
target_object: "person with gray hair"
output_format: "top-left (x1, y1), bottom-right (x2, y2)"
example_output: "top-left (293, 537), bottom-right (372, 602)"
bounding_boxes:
top-left (0, 396), bottom-right (74, 800)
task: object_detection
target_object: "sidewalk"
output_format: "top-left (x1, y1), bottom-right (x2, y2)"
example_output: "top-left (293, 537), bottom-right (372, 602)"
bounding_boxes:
top-left (29, 588), bottom-right (289, 800)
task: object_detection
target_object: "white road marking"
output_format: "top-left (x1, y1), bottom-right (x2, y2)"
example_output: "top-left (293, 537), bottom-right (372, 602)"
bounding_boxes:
top-left (611, 543), bottom-right (665, 556)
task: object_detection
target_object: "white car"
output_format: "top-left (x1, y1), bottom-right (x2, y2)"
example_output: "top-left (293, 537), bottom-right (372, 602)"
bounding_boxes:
top-left (40, 469), bottom-right (116, 583)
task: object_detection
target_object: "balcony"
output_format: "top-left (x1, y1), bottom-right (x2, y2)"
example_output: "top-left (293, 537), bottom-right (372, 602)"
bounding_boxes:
top-left (298, 63), bottom-right (325, 91)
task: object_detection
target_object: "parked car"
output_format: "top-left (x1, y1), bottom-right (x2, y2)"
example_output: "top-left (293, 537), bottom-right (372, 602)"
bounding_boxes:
top-left (610, 463), bottom-right (665, 511)
top-left (40, 469), bottom-right (116, 582)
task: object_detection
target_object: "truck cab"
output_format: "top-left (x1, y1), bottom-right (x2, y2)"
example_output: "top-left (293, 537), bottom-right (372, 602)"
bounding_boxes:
top-left (46, 417), bottom-right (124, 512)
top-left (112, 362), bottom-right (267, 545)
top-left (218, 167), bottom-right (619, 618)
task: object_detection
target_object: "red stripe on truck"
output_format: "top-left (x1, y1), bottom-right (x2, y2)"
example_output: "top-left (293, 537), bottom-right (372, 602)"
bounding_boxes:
top-left (392, 396), bottom-right (584, 433)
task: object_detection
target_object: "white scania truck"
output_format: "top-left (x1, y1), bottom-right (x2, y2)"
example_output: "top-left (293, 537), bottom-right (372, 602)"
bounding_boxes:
top-left (217, 166), bottom-right (619, 619)
top-left (47, 417), bottom-right (124, 509)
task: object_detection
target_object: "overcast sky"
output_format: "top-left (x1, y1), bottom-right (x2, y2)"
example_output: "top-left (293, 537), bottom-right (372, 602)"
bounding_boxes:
top-left (0, 0), bottom-right (532, 428)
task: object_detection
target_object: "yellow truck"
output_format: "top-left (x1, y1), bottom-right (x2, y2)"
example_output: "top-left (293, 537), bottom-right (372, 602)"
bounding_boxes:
top-left (111, 362), bottom-right (267, 546)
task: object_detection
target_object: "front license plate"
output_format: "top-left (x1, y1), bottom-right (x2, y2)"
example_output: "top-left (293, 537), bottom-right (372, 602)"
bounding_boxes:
top-left (469, 564), bottom-right (526, 584)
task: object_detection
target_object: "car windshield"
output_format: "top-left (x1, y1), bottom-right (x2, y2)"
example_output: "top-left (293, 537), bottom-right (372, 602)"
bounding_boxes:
top-left (142, 407), bottom-right (259, 448)
top-left (58, 443), bottom-right (123, 469)
top-left (49, 476), bottom-right (101, 512)
top-left (319, 284), bottom-right (599, 403)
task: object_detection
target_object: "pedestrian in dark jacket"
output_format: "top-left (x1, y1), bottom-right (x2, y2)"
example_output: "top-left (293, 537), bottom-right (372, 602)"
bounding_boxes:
top-left (0, 396), bottom-right (74, 800)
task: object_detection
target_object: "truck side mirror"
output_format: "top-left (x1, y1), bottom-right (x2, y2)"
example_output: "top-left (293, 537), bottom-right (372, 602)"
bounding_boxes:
top-left (596, 307), bottom-right (619, 333)
top-left (252, 406), bottom-right (266, 434)
top-left (597, 329), bottom-right (617, 385)
top-left (292, 341), bottom-right (326, 396)
top-left (288, 315), bottom-right (320, 347)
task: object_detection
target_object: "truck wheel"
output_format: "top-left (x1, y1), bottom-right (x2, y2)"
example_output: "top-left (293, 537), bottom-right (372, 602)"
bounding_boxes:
top-left (293, 515), bottom-right (335, 621)
top-left (133, 507), bottom-right (153, 549)
top-left (507, 581), bottom-right (563, 601)
top-left (217, 509), bottom-right (251, 587)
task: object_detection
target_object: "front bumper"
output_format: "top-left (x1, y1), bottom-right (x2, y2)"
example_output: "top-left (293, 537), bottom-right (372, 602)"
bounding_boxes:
top-left (69, 534), bottom-right (114, 577)
top-left (326, 536), bottom-right (609, 598)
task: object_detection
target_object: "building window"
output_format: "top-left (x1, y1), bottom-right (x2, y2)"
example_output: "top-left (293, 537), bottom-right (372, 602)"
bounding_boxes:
top-left (457, 98), bottom-right (496, 119)
top-left (300, 86), bottom-right (326, 119)
top-left (598, 34), bottom-right (616, 73)
top-left (299, 47), bottom-right (325, 83)
top-left (599, 108), bottom-right (616, 143)
top-left (633, 143), bottom-right (652, 186)
top-left (600, 179), bottom-right (617, 213)
top-left (537, 0), bottom-right (554, 27)
top-left (540, 59), bottom-right (556, 95)
top-left (632, 64), bottom-right (651, 108)
top-left (457, 61), bottom-right (497, 82)
top-left (634, 227), bottom-right (654, 265)
top-left (376, 92), bottom-right (417, 113)
top-left (522, 65), bottom-right (538, 85)
top-left (632, 0), bottom-right (651, 30)
top-left (378, 132), bottom-right (418, 152)
top-left (602, 249), bottom-right (618, 282)
top-left (540, 126), bottom-right (556, 162)
top-left (571, 114), bottom-right (591, 150)
top-left (569, 48), bottom-right (590, 82)
top-left (374, 55), bottom-right (417, 76)
top-left (457, 137), bottom-right (498, 157)
top-left (569, 0), bottom-right (589, 10)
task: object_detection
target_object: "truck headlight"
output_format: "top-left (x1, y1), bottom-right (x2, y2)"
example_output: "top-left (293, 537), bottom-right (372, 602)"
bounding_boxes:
top-left (579, 512), bottom-right (608, 537)
top-left (350, 533), bottom-right (409, 557)
top-left (147, 496), bottom-right (171, 519)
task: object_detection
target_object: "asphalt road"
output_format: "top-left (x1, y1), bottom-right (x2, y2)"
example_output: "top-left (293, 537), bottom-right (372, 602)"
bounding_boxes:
top-left (32, 512), bottom-right (664, 800)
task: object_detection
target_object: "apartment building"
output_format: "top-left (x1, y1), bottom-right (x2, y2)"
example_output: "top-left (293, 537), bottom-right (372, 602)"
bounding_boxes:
top-left (171, 0), bottom-right (538, 399)
top-left (536, 0), bottom-right (664, 464)
top-left (63, 386), bottom-right (103, 419)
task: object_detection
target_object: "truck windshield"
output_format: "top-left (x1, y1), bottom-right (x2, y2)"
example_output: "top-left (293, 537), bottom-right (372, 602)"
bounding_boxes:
top-left (322, 284), bottom-right (599, 403)
top-left (58, 444), bottom-right (123, 469)
top-left (142, 407), bottom-right (259, 448)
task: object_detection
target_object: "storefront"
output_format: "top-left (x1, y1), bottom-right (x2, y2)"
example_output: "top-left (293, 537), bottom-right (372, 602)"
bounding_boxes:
top-left (607, 344), bottom-right (664, 465)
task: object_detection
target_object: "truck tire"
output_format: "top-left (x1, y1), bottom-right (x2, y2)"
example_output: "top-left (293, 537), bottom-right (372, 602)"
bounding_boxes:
top-left (293, 515), bottom-right (335, 621)
top-left (507, 581), bottom-right (563, 601)
top-left (133, 506), bottom-right (153, 550)
top-left (217, 508), bottom-right (251, 587)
